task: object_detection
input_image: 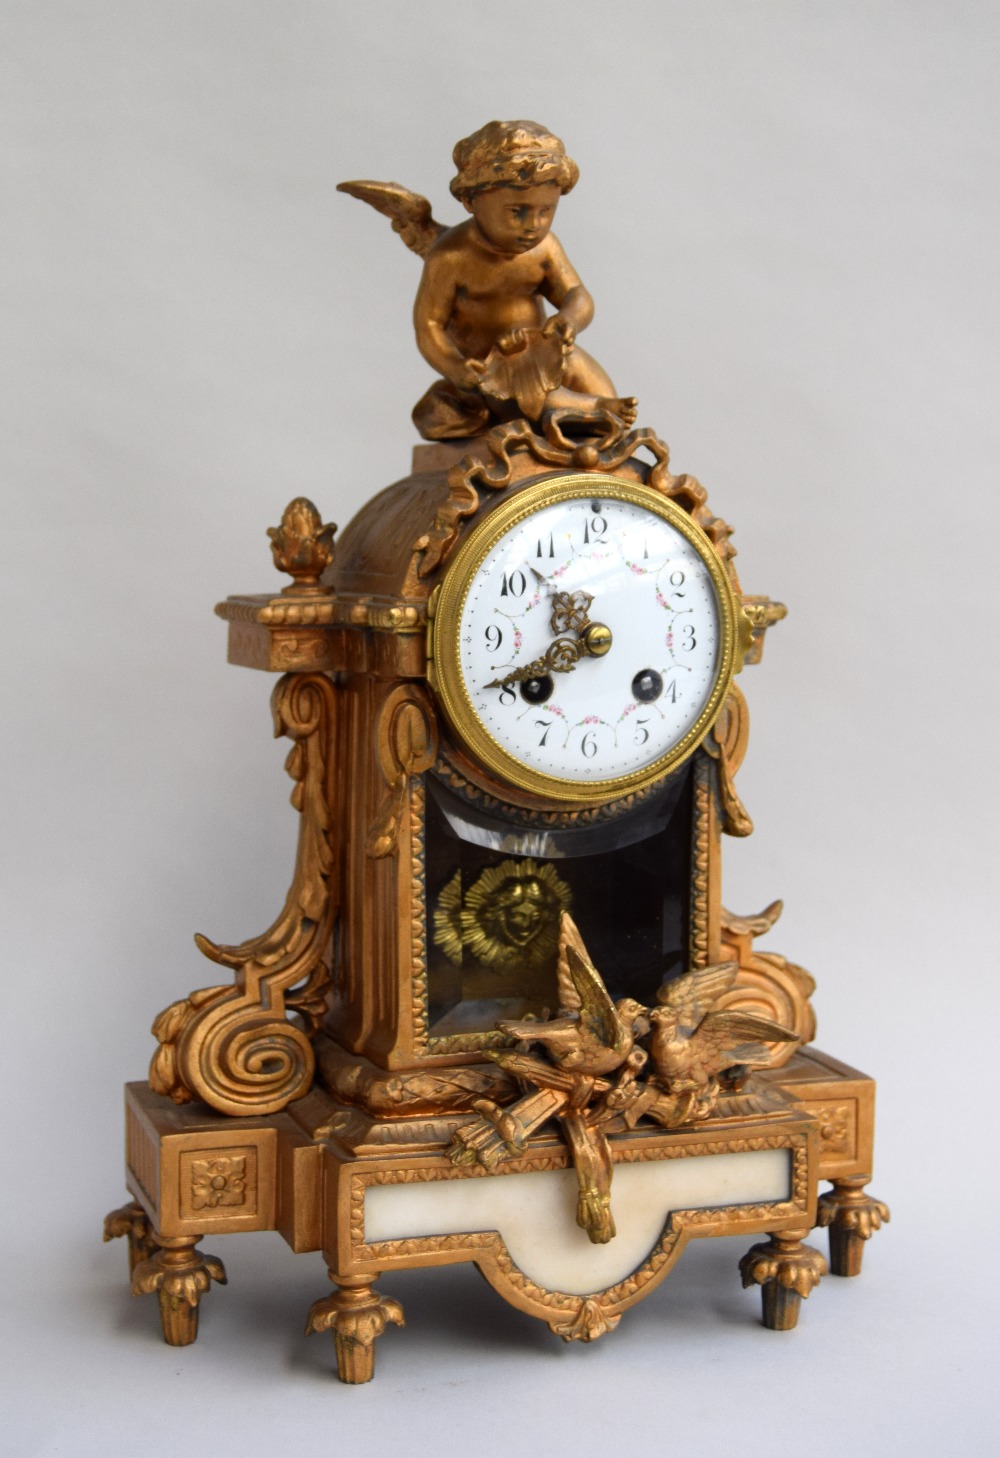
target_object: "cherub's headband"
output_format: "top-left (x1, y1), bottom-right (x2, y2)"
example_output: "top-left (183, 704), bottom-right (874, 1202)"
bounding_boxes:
top-left (450, 119), bottom-right (579, 202)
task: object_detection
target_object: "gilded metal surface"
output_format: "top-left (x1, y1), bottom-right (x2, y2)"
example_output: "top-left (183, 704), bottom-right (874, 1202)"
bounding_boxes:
top-left (216, 594), bottom-right (424, 632)
top-left (110, 1075), bottom-right (822, 1373)
top-left (739, 1228), bottom-right (827, 1330)
top-left (103, 1202), bottom-right (158, 1275)
top-left (429, 473), bottom-right (748, 802)
top-left (149, 673), bottom-right (338, 1115)
top-left (267, 497), bottom-right (337, 591)
top-left (340, 121), bottom-right (636, 443)
top-left (110, 114), bottom-right (885, 1380)
top-left (718, 900), bottom-right (817, 1054)
top-left (366, 685), bottom-right (438, 858)
top-left (740, 594), bottom-right (788, 665)
top-left (131, 1235), bottom-right (227, 1347)
top-left (449, 914), bottom-right (798, 1244)
top-left (705, 692), bottom-right (754, 837)
top-left (432, 857), bottom-right (570, 977)
top-left (316, 1036), bottom-right (515, 1116)
top-left (306, 1275), bottom-right (404, 1385)
top-left (411, 416), bottom-right (731, 579)
top-left (816, 1177), bottom-right (891, 1276)
top-left (429, 747), bottom-right (670, 826)
top-left (354, 1123), bottom-right (815, 1345)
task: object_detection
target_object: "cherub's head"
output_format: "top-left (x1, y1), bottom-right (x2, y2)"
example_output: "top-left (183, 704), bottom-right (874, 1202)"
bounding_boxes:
top-left (451, 120), bottom-right (578, 255)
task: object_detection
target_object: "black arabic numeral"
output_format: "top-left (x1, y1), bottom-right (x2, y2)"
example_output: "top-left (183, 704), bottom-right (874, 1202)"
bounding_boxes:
top-left (484, 623), bottom-right (503, 652)
top-left (500, 570), bottom-right (526, 598)
top-left (536, 532), bottom-right (555, 559)
top-left (535, 720), bottom-right (553, 746)
top-left (581, 731), bottom-right (597, 758)
top-left (634, 718), bottom-right (650, 745)
top-left (498, 685), bottom-right (516, 706)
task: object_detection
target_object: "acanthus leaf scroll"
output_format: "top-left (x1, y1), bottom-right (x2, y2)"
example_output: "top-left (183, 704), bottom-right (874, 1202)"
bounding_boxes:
top-left (148, 672), bottom-right (339, 1117)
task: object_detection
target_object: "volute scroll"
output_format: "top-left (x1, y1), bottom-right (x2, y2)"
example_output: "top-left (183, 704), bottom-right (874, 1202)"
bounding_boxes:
top-left (149, 671), bottom-right (340, 1116)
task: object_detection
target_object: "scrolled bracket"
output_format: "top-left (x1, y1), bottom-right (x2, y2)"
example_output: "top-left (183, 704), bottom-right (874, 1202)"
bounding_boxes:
top-left (366, 686), bottom-right (438, 858)
top-left (704, 686), bottom-right (753, 837)
top-left (716, 898), bottom-right (817, 1056)
top-left (148, 672), bottom-right (339, 1116)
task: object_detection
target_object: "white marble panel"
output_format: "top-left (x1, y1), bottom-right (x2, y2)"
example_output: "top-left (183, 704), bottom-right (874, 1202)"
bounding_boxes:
top-left (365, 1147), bottom-right (790, 1296)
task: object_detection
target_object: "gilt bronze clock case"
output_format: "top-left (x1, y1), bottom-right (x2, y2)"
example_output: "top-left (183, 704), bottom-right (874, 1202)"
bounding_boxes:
top-left (106, 421), bottom-right (889, 1382)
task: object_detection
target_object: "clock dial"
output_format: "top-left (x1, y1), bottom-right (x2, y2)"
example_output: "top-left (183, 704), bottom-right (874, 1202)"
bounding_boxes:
top-left (431, 475), bottom-right (741, 801)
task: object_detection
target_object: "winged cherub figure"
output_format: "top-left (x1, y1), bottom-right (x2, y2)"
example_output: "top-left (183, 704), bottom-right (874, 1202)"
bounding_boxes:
top-left (338, 120), bottom-right (637, 440)
top-left (647, 963), bottom-right (800, 1120)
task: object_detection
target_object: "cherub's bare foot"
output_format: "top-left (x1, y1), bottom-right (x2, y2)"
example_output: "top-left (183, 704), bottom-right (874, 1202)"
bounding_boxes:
top-left (603, 395), bottom-right (637, 426)
top-left (546, 387), bottom-right (638, 427)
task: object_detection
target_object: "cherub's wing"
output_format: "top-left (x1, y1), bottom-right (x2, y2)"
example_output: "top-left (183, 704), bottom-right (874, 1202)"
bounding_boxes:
top-left (565, 945), bottom-right (622, 1053)
top-left (336, 180), bottom-right (446, 259)
top-left (657, 961), bottom-right (739, 1023)
top-left (684, 1010), bottom-right (799, 1081)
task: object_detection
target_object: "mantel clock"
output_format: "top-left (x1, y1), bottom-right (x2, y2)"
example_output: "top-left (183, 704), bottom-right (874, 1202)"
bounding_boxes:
top-left (106, 120), bottom-right (888, 1382)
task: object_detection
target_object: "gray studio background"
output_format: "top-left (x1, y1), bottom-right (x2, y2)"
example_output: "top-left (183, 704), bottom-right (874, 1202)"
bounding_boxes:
top-left (3, 3), bottom-right (997, 1454)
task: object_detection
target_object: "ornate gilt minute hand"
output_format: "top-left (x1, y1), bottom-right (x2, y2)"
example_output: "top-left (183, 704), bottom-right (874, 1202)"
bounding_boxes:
top-left (486, 581), bottom-right (612, 690)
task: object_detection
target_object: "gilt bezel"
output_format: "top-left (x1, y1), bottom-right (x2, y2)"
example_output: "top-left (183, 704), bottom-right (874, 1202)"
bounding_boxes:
top-left (429, 473), bottom-right (741, 804)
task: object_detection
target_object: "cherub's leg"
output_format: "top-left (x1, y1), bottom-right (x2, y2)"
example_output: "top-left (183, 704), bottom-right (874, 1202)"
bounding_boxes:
top-left (549, 346), bottom-right (638, 427)
top-left (561, 346), bottom-right (616, 397)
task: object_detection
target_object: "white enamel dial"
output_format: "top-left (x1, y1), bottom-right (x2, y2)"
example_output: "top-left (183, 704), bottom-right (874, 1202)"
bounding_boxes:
top-left (432, 475), bottom-right (739, 801)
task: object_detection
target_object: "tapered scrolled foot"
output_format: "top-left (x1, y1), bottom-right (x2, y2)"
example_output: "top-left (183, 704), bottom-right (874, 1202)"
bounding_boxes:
top-left (131, 1234), bottom-right (227, 1346)
top-left (103, 1201), bottom-right (158, 1276)
top-left (816, 1177), bottom-right (890, 1276)
top-left (740, 1229), bottom-right (827, 1331)
top-left (306, 1273), bottom-right (404, 1384)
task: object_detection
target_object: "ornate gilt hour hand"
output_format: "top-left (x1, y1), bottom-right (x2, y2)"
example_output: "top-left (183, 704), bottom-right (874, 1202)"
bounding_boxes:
top-left (486, 634), bottom-right (586, 689)
top-left (486, 575), bottom-right (612, 690)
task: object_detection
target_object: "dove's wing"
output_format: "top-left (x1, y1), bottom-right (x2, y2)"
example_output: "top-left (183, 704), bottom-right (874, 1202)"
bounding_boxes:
top-left (658, 961), bottom-right (739, 1022)
top-left (684, 1010), bottom-right (799, 1081)
top-left (565, 944), bottom-right (622, 1053)
top-left (497, 1016), bottom-right (578, 1045)
top-left (554, 913), bottom-right (592, 1014)
top-left (336, 180), bottom-right (446, 258)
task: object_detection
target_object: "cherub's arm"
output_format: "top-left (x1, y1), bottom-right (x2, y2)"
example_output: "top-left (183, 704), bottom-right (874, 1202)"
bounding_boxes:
top-left (414, 250), bottom-right (486, 391)
top-left (539, 235), bottom-right (595, 347)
